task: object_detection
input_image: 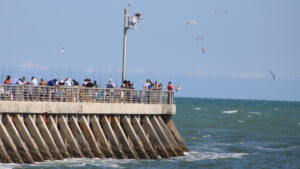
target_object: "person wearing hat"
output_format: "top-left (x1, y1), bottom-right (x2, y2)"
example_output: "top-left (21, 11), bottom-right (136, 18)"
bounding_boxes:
top-left (106, 79), bottom-right (116, 88)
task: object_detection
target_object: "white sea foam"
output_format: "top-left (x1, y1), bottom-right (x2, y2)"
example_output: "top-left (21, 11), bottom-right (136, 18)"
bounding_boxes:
top-left (0, 158), bottom-right (128, 169)
top-left (248, 115), bottom-right (252, 118)
top-left (297, 123), bottom-right (300, 125)
top-left (202, 135), bottom-right (211, 138)
top-left (249, 112), bottom-right (261, 115)
top-left (194, 107), bottom-right (201, 110)
top-left (274, 108), bottom-right (278, 111)
top-left (182, 151), bottom-right (248, 161)
top-left (237, 120), bottom-right (245, 123)
top-left (0, 163), bottom-right (18, 169)
top-left (221, 110), bottom-right (238, 114)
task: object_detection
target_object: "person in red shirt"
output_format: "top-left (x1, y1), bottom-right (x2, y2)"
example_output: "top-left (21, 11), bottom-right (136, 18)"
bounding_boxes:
top-left (167, 82), bottom-right (175, 104)
top-left (4, 76), bottom-right (12, 84)
top-left (167, 82), bottom-right (175, 92)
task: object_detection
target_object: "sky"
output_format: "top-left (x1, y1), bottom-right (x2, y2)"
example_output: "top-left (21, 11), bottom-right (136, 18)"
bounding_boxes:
top-left (0, 0), bottom-right (299, 101)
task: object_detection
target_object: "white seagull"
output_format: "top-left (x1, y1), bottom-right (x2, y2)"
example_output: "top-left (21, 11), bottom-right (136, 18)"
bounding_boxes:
top-left (186, 20), bottom-right (198, 26)
top-left (269, 70), bottom-right (276, 80)
top-left (61, 47), bottom-right (65, 54)
top-left (214, 9), bottom-right (229, 15)
top-left (202, 47), bottom-right (206, 54)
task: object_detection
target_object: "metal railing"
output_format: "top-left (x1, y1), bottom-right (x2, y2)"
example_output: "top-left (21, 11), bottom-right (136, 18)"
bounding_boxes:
top-left (0, 85), bottom-right (174, 104)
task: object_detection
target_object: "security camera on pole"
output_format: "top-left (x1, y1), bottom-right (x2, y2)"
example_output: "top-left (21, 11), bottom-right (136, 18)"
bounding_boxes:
top-left (122, 8), bottom-right (142, 83)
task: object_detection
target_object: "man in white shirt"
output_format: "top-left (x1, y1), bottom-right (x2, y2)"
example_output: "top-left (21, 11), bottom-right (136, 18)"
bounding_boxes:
top-left (31, 77), bottom-right (38, 86)
top-left (65, 78), bottom-right (72, 86)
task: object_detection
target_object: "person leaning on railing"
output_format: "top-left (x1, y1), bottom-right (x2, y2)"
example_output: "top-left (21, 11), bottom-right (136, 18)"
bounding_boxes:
top-left (167, 81), bottom-right (175, 104)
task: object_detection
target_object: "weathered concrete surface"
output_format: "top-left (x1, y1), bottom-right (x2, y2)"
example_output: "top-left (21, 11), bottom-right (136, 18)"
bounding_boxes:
top-left (0, 113), bottom-right (188, 163)
top-left (121, 116), bottom-right (149, 159)
top-left (46, 116), bottom-right (70, 158)
top-left (24, 115), bottom-right (53, 160)
top-left (131, 116), bottom-right (158, 159)
top-left (90, 115), bottom-right (115, 158)
top-left (0, 101), bottom-right (176, 115)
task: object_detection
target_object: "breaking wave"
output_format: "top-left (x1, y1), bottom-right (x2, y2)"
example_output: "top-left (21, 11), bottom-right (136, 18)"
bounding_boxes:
top-left (221, 110), bottom-right (238, 114)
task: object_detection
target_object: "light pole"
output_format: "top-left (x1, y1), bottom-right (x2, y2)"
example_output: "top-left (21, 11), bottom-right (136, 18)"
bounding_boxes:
top-left (122, 8), bottom-right (142, 83)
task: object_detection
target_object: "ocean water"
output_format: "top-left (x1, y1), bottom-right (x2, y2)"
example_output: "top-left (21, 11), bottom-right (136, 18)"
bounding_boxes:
top-left (1, 98), bottom-right (300, 169)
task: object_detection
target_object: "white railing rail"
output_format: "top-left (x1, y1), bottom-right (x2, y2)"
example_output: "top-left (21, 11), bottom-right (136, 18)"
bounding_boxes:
top-left (0, 85), bottom-right (174, 104)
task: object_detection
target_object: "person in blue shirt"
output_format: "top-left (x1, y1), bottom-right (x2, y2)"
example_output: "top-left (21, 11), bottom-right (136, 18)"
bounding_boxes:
top-left (47, 79), bottom-right (57, 86)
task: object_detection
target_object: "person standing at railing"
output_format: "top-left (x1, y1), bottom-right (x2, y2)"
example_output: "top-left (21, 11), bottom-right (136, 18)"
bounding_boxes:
top-left (106, 79), bottom-right (116, 102)
top-left (65, 78), bottom-right (72, 87)
top-left (4, 75), bottom-right (12, 84)
top-left (31, 77), bottom-right (38, 86)
top-left (39, 78), bottom-right (47, 86)
top-left (167, 82), bottom-right (175, 104)
top-left (30, 77), bottom-right (38, 100)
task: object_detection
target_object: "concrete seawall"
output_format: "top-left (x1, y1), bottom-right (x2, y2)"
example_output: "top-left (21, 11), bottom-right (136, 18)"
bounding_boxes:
top-left (0, 113), bottom-right (188, 163)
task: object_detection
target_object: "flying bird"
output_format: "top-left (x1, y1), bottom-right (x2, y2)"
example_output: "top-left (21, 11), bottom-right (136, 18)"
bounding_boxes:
top-left (269, 70), bottom-right (276, 80)
top-left (128, 1), bottom-right (133, 7)
top-left (196, 35), bottom-right (206, 41)
top-left (175, 85), bottom-right (182, 92)
top-left (202, 47), bottom-right (206, 54)
top-left (61, 47), bottom-right (65, 54)
top-left (186, 20), bottom-right (198, 26)
top-left (214, 9), bottom-right (229, 15)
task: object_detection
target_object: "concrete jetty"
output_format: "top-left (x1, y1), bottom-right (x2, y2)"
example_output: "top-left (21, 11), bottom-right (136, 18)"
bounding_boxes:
top-left (0, 85), bottom-right (188, 163)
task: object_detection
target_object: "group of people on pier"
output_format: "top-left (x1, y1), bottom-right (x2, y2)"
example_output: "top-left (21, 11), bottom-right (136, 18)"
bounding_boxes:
top-left (2, 75), bottom-right (176, 92)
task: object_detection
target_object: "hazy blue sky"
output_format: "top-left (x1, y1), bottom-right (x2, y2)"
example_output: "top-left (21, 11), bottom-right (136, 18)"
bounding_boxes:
top-left (0, 0), bottom-right (299, 101)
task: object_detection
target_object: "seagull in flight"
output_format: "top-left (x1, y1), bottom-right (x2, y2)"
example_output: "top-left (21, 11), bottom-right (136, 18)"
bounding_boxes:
top-left (269, 70), bottom-right (276, 80)
top-left (214, 9), bottom-right (229, 15)
top-left (202, 47), bottom-right (206, 54)
top-left (186, 20), bottom-right (198, 26)
top-left (61, 47), bottom-right (65, 54)
top-left (128, 1), bottom-right (133, 7)
top-left (196, 35), bottom-right (206, 41)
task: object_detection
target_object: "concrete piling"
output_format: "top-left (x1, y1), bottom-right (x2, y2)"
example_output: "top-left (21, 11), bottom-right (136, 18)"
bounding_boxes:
top-left (0, 114), bottom-right (188, 163)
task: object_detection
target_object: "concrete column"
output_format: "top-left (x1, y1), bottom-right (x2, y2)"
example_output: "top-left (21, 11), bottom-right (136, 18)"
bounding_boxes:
top-left (68, 115), bottom-right (94, 158)
top-left (157, 116), bottom-right (184, 156)
top-left (90, 115), bottom-right (115, 158)
top-left (78, 115), bottom-right (105, 158)
top-left (100, 115), bottom-right (126, 159)
top-left (141, 116), bottom-right (169, 158)
top-left (131, 116), bottom-right (158, 159)
top-left (111, 116), bottom-right (139, 159)
top-left (13, 115), bottom-right (44, 162)
top-left (36, 115), bottom-right (63, 160)
top-left (0, 117), bottom-right (23, 163)
top-left (0, 138), bottom-right (13, 163)
top-left (58, 115), bottom-right (84, 158)
top-left (24, 115), bottom-right (53, 160)
top-left (150, 116), bottom-right (178, 157)
top-left (3, 115), bottom-right (34, 163)
top-left (46, 115), bottom-right (70, 158)
top-left (165, 117), bottom-right (189, 152)
top-left (121, 115), bottom-right (149, 159)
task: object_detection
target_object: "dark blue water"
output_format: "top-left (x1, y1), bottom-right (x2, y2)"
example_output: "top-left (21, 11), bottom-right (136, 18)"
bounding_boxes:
top-left (2, 98), bottom-right (300, 169)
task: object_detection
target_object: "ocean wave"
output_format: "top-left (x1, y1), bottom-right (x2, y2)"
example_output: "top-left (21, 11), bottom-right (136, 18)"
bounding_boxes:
top-left (237, 120), bottom-right (245, 123)
top-left (194, 107), bottom-right (201, 110)
top-left (182, 151), bottom-right (248, 161)
top-left (202, 135), bottom-right (211, 138)
top-left (0, 158), bottom-right (132, 169)
top-left (221, 110), bottom-right (238, 114)
top-left (248, 112), bottom-right (261, 115)
top-left (297, 123), bottom-right (300, 125)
